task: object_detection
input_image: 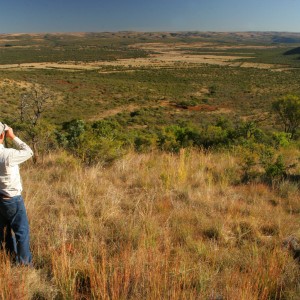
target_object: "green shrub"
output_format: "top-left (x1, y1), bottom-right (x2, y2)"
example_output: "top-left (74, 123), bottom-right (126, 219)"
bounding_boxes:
top-left (134, 133), bottom-right (157, 152)
top-left (272, 132), bottom-right (292, 149)
top-left (272, 94), bottom-right (300, 139)
top-left (77, 133), bottom-right (126, 165)
top-left (263, 155), bottom-right (286, 183)
top-left (239, 143), bottom-right (289, 184)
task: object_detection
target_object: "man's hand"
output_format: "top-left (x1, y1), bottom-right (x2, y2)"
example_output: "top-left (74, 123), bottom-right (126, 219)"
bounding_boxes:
top-left (5, 127), bottom-right (16, 140)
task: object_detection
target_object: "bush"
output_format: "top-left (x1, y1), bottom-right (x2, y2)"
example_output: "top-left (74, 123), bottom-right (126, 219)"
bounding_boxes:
top-left (157, 124), bottom-right (231, 152)
top-left (58, 119), bottom-right (127, 165)
top-left (60, 119), bottom-right (86, 148)
top-left (272, 132), bottom-right (292, 149)
top-left (263, 154), bottom-right (286, 183)
top-left (77, 132), bottom-right (126, 165)
top-left (272, 94), bottom-right (300, 139)
top-left (197, 125), bottom-right (229, 148)
top-left (239, 143), bottom-right (289, 184)
top-left (134, 133), bottom-right (157, 152)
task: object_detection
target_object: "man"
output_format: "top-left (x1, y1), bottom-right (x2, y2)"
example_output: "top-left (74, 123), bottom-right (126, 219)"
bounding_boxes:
top-left (0, 122), bottom-right (33, 265)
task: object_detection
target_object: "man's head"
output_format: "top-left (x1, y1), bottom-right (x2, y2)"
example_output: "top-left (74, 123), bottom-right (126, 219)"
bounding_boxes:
top-left (0, 122), bottom-right (8, 143)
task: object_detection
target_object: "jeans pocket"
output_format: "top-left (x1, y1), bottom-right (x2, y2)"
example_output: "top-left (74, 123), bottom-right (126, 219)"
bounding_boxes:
top-left (0, 197), bottom-right (20, 220)
top-left (0, 204), bottom-right (17, 220)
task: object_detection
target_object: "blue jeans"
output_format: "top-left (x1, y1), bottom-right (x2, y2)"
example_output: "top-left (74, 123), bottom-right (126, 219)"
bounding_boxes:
top-left (0, 195), bottom-right (32, 265)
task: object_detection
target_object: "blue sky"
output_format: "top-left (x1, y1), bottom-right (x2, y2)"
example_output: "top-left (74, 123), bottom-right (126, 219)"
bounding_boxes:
top-left (0, 0), bottom-right (300, 33)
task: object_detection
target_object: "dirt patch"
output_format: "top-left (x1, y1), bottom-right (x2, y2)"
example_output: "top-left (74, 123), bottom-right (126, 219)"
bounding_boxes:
top-left (172, 102), bottom-right (217, 111)
top-left (88, 99), bottom-right (233, 121)
top-left (0, 45), bottom-right (41, 49)
top-left (89, 104), bottom-right (140, 121)
top-left (167, 102), bottom-right (232, 114)
top-left (208, 107), bottom-right (233, 114)
top-left (238, 62), bottom-right (277, 69)
top-left (187, 104), bottom-right (218, 112)
top-left (0, 62), bottom-right (98, 71)
top-left (130, 42), bottom-right (277, 51)
top-left (0, 78), bottom-right (34, 89)
top-left (216, 45), bottom-right (278, 50)
top-left (0, 39), bottom-right (20, 43)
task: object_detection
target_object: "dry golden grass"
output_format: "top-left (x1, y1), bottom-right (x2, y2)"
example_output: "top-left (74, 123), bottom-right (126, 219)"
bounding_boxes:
top-left (0, 149), bottom-right (299, 299)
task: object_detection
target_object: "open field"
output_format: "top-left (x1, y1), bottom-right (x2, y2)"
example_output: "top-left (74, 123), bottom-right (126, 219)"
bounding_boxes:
top-left (1, 32), bottom-right (300, 126)
top-left (0, 41), bottom-right (281, 71)
top-left (0, 37), bottom-right (297, 72)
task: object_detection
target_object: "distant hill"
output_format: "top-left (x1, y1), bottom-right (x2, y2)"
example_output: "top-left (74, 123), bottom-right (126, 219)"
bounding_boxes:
top-left (272, 36), bottom-right (300, 43)
top-left (284, 47), bottom-right (300, 55)
top-left (1, 31), bottom-right (300, 45)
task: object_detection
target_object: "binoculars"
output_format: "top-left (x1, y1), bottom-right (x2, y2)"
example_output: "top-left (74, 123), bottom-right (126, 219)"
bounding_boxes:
top-left (0, 123), bottom-right (9, 135)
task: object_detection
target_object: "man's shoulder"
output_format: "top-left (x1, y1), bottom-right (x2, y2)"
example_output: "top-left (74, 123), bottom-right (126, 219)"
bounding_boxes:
top-left (0, 147), bottom-right (15, 153)
top-left (0, 147), bottom-right (17, 157)
top-left (0, 148), bottom-right (15, 165)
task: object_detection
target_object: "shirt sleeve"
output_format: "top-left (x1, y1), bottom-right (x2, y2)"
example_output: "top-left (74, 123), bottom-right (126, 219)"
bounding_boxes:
top-left (7, 137), bottom-right (34, 166)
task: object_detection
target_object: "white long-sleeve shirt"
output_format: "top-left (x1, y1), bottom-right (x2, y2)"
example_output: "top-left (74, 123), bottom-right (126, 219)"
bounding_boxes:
top-left (0, 137), bottom-right (33, 197)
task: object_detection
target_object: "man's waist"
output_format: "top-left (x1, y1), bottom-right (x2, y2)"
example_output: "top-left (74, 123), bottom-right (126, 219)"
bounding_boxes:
top-left (0, 190), bottom-right (22, 199)
top-left (0, 195), bottom-right (12, 200)
top-left (0, 180), bottom-right (23, 198)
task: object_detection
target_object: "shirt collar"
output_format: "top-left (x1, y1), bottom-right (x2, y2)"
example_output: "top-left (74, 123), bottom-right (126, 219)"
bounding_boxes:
top-left (0, 144), bottom-right (4, 149)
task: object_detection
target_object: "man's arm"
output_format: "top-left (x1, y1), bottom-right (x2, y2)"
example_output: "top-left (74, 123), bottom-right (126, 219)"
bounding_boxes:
top-left (6, 127), bottom-right (33, 166)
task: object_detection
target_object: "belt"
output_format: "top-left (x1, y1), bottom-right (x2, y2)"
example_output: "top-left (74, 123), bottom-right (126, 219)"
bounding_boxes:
top-left (0, 194), bottom-right (12, 200)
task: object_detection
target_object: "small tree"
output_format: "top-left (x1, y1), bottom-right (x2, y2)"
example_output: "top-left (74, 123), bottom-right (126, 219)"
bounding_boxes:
top-left (19, 85), bottom-right (55, 163)
top-left (272, 95), bottom-right (300, 139)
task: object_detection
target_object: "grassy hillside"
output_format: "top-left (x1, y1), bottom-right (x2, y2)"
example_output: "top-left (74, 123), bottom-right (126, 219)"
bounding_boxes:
top-left (0, 150), bottom-right (299, 299)
top-left (0, 32), bottom-right (299, 299)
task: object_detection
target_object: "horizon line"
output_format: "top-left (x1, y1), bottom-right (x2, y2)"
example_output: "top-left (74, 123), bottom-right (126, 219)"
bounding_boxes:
top-left (1, 30), bottom-right (300, 36)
